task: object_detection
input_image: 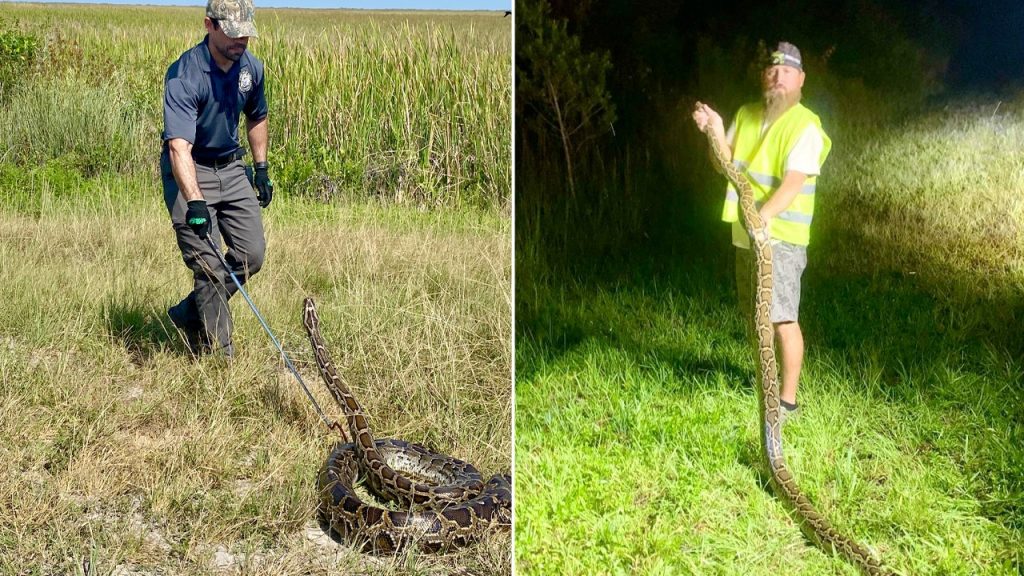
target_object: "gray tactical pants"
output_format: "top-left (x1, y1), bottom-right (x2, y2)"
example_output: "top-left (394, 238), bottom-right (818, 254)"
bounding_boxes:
top-left (161, 151), bottom-right (265, 351)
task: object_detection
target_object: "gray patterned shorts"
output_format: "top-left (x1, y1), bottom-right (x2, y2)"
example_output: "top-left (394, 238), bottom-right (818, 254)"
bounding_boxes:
top-left (735, 242), bottom-right (807, 325)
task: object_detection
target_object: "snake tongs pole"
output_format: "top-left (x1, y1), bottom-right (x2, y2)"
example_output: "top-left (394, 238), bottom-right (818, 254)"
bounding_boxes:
top-left (204, 235), bottom-right (338, 432)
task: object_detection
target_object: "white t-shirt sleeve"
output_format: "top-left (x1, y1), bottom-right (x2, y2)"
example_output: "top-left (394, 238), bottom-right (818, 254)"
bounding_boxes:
top-left (784, 124), bottom-right (824, 176)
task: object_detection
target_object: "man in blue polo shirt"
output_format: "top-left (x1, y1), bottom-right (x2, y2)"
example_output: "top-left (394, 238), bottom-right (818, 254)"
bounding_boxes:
top-left (161, 0), bottom-right (273, 357)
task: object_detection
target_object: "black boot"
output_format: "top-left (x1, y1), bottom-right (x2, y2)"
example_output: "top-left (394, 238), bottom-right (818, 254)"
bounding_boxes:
top-left (167, 294), bottom-right (209, 357)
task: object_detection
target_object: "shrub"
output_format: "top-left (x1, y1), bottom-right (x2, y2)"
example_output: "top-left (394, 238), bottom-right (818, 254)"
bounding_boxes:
top-left (0, 18), bottom-right (39, 102)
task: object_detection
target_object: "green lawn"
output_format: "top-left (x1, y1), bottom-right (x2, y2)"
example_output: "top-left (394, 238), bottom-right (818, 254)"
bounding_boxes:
top-left (515, 98), bottom-right (1024, 575)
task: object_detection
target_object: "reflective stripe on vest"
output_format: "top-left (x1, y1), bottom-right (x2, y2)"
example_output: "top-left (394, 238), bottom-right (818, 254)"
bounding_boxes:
top-left (720, 102), bottom-right (831, 246)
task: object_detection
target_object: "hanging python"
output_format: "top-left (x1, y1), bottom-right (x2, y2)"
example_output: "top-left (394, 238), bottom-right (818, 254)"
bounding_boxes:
top-left (698, 121), bottom-right (893, 575)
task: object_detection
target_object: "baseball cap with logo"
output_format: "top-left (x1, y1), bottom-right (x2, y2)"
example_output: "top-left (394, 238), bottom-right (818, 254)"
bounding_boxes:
top-left (766, 41), bottom-right (802, 70)
top-left (207, 0), bottom-right (258, 39)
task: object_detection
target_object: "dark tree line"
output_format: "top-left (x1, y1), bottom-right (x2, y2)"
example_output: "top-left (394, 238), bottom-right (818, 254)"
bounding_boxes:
top-left (516, 0), bottom-right (971, 267)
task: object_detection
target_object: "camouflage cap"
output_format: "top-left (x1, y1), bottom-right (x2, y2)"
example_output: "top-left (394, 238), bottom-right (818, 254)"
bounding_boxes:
top-left (765, 41), bottom-right (802, 70)
top-left (207, 0), bottom-right (258, 39)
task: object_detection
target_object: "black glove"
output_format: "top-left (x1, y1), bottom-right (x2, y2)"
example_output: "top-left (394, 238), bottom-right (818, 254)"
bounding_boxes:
top-left (254, 162), bottom-right (273, 208)
top-left (185, 200), bottom-right (211, 239)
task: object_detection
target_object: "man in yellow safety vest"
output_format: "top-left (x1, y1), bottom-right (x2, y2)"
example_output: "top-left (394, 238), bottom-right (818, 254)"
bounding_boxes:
top-left (692, 41), bottom-right (832, 423)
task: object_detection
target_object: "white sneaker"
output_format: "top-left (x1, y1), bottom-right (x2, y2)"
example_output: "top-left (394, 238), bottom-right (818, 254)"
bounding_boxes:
top-left (779, 403), bottom-right (800, 425)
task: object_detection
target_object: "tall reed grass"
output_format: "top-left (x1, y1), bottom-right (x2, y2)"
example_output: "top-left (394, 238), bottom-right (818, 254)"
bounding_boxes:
top-left (0, 4), bottom-right (510, 208)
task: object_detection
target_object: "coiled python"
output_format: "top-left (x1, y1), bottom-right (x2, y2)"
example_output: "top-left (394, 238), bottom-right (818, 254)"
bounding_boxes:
top-left (303, 297), bottom-right (512, 553)
top-left (699, 118), bottom-right (893, 575)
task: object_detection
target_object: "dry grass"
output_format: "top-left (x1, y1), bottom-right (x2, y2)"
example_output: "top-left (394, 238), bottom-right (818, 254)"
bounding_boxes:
top-left (0, 189), bottom-right (511, 575)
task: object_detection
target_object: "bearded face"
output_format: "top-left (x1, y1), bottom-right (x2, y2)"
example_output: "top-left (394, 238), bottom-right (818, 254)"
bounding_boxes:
top-left (762, 64), bottom-right (805, 122)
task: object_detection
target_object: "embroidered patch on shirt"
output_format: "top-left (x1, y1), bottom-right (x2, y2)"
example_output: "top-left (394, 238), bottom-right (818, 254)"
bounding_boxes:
top-left (239, 69), bottom-right (253, 94)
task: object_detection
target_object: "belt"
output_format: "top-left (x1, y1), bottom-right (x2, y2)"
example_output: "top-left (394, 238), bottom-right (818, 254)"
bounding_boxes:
top-left (194, 150), bottom-right (246, 169)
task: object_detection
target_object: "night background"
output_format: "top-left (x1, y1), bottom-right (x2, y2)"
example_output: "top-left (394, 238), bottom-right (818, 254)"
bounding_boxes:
top-left (517, 0), bottom-right (1024, 264)
top-left (515, 0), bottom-right (1024, 573)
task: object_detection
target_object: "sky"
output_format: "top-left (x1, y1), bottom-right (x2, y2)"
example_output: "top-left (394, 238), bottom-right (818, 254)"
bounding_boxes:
top-left (3, 0), bottom-right (509, 9)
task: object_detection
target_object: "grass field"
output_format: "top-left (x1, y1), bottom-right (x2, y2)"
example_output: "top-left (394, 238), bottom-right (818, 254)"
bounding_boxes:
top-left (0, 191), bottom-right (512, 575)
top-left (515, 97), bottom-right (1024, 574)
top-left (0, 4), bottom-right (511, 575)
top-left (0, 3), bottom-right (510, 208)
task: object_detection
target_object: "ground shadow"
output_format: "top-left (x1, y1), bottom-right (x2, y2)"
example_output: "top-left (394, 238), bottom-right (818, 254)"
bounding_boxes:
top-left (101, 298), bottom-right (183, 364)
top-left (517, 288), bottom-right (752, 396)
top-left (516, 246), bottom-right (752, 392)
top-left (517, 245), bottom-right (1024, 540)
